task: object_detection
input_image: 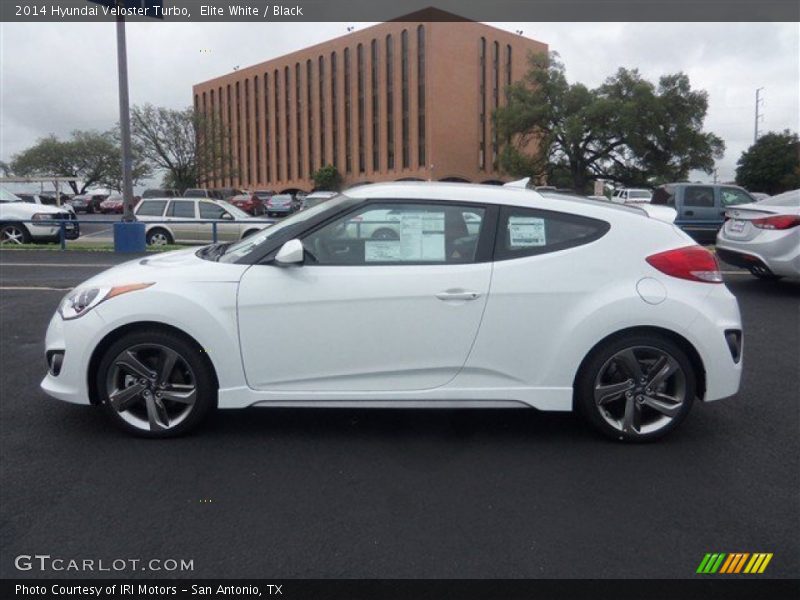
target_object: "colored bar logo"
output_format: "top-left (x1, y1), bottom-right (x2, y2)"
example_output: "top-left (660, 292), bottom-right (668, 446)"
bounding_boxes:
top-left (697, 553), bottom-right (773, 574)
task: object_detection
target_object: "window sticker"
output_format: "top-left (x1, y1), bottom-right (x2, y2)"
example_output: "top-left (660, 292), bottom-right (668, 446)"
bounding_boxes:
top-left (365, 240), bottom-right (402, 262)
top-left (399, 211), bottom-right (445, 261)
top-left (508, 216), bottom-right (546, 247)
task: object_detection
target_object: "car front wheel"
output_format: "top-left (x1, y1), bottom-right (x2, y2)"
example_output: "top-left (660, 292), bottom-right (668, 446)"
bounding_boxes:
top-left (96, 329), bottom-right (216, 437)
top-left (576, 333), bottom-right (696, 442)
top-left (0, 223), bottom-right (31, 245)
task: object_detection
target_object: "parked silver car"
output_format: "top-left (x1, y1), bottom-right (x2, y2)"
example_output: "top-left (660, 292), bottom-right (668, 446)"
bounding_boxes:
top-left (134, 197), bottom-right (274, 246)
top-left (716, 189), bottom-right (800, 280)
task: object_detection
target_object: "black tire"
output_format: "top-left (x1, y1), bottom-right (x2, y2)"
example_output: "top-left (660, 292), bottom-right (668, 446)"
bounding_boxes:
top-left (0, 223), bottom-right (31, 245)
top-left (95, 329), bottom-right (217, 438)
top-left (575, 333), bottom-right (696, 442)
top-left (146, 228), bottom-right (173, 246)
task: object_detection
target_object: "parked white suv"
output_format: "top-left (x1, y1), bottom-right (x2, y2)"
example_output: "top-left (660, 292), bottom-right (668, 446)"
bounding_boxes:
top-left (612, 188), bottom-right (653, 204)
top-left (134, 197), bottom-right (273, 246)
top-left (0, 188), bottom-right (79, 244)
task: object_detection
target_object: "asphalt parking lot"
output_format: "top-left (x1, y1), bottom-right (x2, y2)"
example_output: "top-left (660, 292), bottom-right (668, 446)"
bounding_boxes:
top-left (0, 250), bottom-right (797, 579)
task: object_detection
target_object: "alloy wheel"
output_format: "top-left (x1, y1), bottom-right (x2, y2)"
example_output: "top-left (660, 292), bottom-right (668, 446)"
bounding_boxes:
top-left (105, 343), bottom-right (197, 432)
top-left (593, 345), bottom-right (687, 436)
top-left (148, 232), bottom-right (169, 246)
top-left (1, 226), bottom-right (25, 245)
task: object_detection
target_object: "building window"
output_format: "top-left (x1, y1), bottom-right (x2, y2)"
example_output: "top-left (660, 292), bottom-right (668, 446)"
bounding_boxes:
top-left (296, 62), bottom-right (303, 180)
top-left (254, 76), bottom-right (260, 185)
top-left (226, 85), bottom-right (233, 186)
top-left (331, 52), bottom-right (338, 170)
top-left (417, 25), bottom-right (426, 168)
top-left (385, 34), bottom-right (394, 170)
top-left (264, 73), bottom-right (271, 183)
top-left (344, 47), bottom-right (352, 173)
top-left (478, 38), bottom-right (486, 170)
top-left (199, 92), bottom-right (206, 185)
top-left (285, 66), bottom-right (291, 181)
top-left (505, 44), bottom-right (512, 91)
top-left (371, 39), bottom-right (380, 172)
top-left (307, 59), bottom-right (314, 176)
top-left (274, 70), bottom-right (281, 181)
top-left (318, 56), bottom-right (325, 168)
top-left (492, 41), bottom-right (499, 169)
top-left (401, 29), bottom-right (409, 169)
top-left (209, 89), bottom-right (216, 187)
top-left (236, 82), bottom-right (243, 184)
top-left (357, 43), bottom-right (365, 174)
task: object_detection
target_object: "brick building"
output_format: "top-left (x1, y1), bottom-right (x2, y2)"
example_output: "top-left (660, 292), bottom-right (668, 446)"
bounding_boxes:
top-left (192, 12), bottom-right (547, 192)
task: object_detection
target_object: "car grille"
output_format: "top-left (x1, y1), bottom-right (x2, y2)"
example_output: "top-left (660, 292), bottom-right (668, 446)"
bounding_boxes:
top-left (51, 212), bottom-right (76, 220)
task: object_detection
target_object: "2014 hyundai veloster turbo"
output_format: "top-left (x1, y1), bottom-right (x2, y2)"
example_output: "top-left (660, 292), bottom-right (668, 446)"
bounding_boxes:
top-left (41, 183), bottom-right (743, 441)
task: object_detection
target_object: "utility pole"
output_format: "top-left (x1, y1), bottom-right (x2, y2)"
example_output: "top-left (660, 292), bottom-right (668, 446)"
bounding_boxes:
top-left (116, 7), bottom-right (135, 222)
top-left (754, 87), bottom-right (765, 144)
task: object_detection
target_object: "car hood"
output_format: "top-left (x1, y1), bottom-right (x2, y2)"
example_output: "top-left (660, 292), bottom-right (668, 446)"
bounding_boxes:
top-left (76, 247), bottom-right (249, 289)
top-left (0, 202), bottom-right (68, 216)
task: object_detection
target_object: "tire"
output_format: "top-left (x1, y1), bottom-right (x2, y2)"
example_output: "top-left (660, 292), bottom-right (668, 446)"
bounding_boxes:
top-left (241, 229), bottom-right (258, 239)
top-left (146, 228), bottom-right (173, 246)
top-left (0, 223), bottom-right (31, 245)
top-left (95, 329), bottom-right (217, 438)
top-left (575, 333), bottom-right (696, 442)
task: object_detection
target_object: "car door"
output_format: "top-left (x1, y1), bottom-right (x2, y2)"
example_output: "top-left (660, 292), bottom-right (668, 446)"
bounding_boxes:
top-left (198, 201), bottom-right (241, 242)
top-left (678, 185), bottom-right (718, 238)
top-left (237, 201), bottom-right (494, 392)
top-left (164, 199), bottom-right (199, 242)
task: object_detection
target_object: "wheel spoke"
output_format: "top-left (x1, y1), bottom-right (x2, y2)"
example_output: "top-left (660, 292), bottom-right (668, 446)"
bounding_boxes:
top-left (108, 383), bottom-right (145, 412)
top-left (144, 394), bottom-right (169, 431)
top-left (622, 395), bottom-right (640, 434)
top-left (160, 384), bottom-right (196, 405)
top-left (647, 355), bottom-right (679, 389)
top-left (116, 350), bottom-right (156, 381)
top-left (157, 348), bottom-right (179, 387)
top-left (641, 393), bottom-right (682, 418)
top-left (595, 380), bottom-right (634, 405)
top-left (616, 349), bottom-right (644, 382)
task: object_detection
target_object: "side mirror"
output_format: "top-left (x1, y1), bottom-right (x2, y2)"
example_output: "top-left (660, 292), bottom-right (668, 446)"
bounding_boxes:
top-left (274, 239), bottom-right (304, 266)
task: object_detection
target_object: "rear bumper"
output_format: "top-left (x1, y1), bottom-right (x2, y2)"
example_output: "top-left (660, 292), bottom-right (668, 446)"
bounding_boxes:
top-left (717, 234), bottom-right (800, 278)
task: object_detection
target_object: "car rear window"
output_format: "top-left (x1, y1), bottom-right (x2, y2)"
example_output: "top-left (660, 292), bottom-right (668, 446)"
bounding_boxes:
top-left (684, 186), bottom-right (715, 208)
top-left (495, 206), bottom-right (610, 260)
top-left (136, 200), bottom-right (168, 216)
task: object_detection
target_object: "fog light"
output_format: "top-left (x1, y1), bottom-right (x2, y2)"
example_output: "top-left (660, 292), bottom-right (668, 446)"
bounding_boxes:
top-left (46, 350), bottom-right (64, 376)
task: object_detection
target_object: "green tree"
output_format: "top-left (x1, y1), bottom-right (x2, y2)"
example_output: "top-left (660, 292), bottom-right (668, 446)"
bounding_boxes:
top-left (10, 130), bottom-right (148, 194)
top-left (735, 130), bottom-right (800, 195)
top-left (312, 164), bottom-right (343, 191)
top-left (495, 52), bottom-right (724, 192)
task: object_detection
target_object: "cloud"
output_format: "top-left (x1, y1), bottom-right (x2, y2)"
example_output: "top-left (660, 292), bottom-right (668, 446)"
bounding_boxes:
top-left (1, 21), bottom-right (797, 185)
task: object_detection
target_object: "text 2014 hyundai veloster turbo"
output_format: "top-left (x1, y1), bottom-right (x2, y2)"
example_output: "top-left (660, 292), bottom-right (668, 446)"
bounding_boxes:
top-left (41, 183), bottom-right (743, 441)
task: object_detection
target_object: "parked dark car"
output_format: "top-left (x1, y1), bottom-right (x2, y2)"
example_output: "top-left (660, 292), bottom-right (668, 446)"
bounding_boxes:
top-left (651, 183), bottom-right (756, 242)
top-left (265, 193), bottom-right (294, 217)
top-left (228, 192), bottom-right (265, 216)
top-left (142, 188), bottom-right (179, 199)
top-left (213, 188), bottom-right (246, 202)
top-left (68, 193), bottom-right (108, 214)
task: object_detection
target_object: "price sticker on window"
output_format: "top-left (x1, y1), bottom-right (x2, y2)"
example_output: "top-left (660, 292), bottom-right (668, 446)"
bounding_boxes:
top-left (508, 216), bottom-right (546, 247)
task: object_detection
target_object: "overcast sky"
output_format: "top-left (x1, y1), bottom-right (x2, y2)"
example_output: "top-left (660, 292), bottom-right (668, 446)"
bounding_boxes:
top-left (1, 21), bottom-right (797, 188)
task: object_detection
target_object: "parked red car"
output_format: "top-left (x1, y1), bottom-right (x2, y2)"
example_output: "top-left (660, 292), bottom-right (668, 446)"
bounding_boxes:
top-left (99, 194), bottom-right (124, 214)
top-left (228, 192), bottom-right (265, 216)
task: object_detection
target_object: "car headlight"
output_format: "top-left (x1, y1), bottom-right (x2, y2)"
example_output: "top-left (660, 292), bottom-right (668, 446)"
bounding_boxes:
top-left (58, 283), bottom-right (153, 320)
top-left (31, 213), bottom-right (52, 222)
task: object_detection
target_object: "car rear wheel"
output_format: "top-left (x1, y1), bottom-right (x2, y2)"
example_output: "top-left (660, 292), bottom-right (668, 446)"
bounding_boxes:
top-left (146, 228), bottom-right (173, 246)
top-left (0, 223), bottom-right (31, 245)
top-left (96, 330), bottom-right (216, 437)
top-left (576, 334), bottom-right (695, 442)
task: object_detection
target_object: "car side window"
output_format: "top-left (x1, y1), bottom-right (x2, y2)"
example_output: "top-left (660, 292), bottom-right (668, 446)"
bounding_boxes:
top-left (199, 202), bottom-right (227, 219)
top-left (302, 203), bottom-right (485, 265)
top-left (167, 200), bottom-right (196, 218)
top-left (495, 206), bottom-right (609, 260)
top-left (135, 200), bottom-right (168, 216)
top-left (651, 187), bottom-right (675, 206)
top-left (684, 186), bottom-right (715, 208)
top-left (720, 188), bottom-right (754, 207)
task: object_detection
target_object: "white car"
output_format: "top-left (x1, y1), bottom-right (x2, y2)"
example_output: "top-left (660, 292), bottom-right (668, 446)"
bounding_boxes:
top-left (134, 197), bottom-right (272, 245)
top-left (41, 182), bottom-right (743, 441)
top-left (0, 187), bottom-right (79, 244)
top-left (716, 189), bottom-right (800, 280)
top-left (612, 188), bottom-right (653, 204)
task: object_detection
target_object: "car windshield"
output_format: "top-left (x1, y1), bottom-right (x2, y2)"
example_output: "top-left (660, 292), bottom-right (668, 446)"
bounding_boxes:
top-left (757, 190), bottom-right (799, 208)
top-left (0, 188), bottom-right (22, 203)
top-left (219, 194), bottom-right (350, 263)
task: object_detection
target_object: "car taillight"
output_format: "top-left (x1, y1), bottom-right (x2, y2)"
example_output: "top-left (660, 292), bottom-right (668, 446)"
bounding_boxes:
top-left (751, 215), bottom-right (800, 230)
top-left (646, 245), bottom-right (723, 283)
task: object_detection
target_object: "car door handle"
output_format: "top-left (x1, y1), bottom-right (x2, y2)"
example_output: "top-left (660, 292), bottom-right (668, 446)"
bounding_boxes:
top-left (436, 290), bottom-right (481, 301)
top-left (684, 210), bottom-right (694, 216)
